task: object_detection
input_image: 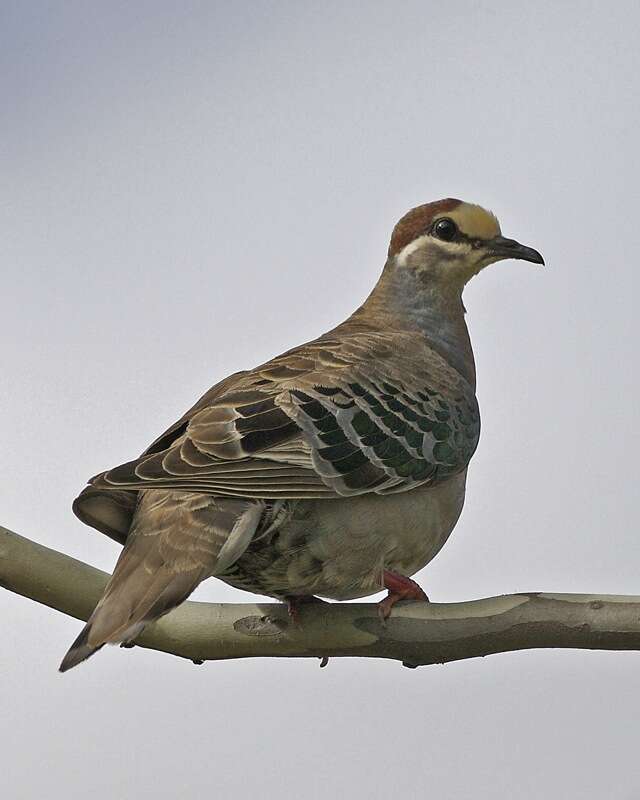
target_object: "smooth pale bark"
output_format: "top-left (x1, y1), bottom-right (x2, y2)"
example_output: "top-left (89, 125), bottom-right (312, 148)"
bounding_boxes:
top-left (2, 524), bottom-right (640, 669)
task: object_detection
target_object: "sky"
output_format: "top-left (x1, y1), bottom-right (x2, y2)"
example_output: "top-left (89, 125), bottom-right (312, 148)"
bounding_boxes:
top-left (2, 1), bottom-right (640, 797)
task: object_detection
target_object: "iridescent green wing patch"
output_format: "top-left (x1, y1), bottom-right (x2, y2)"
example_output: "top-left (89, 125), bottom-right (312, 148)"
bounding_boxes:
top-left (288, 374), bottom-right (480, 495)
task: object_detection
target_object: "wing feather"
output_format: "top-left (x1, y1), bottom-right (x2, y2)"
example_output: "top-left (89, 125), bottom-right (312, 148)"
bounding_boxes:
top-left (88, 329), bottom-right (480, 500)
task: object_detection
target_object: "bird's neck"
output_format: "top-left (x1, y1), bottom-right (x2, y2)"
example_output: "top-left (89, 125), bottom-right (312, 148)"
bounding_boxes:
top-left (353, 263), bottom-right (477, 387)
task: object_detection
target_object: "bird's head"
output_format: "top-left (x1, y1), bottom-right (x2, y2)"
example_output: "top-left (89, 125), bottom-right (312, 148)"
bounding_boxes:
top-left (388, 199), bottom-right (544, 290)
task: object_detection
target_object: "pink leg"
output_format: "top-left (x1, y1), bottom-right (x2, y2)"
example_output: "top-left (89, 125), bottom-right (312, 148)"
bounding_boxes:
top-left (377, 570), bottom-right (429, 621)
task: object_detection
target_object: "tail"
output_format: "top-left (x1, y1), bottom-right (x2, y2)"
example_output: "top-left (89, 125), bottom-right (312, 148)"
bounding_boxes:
top-left (60, 490), bottom-right (264, 672)
top-left (59, 627), bottom-right (105, 672)
top-left (59, 564), bottom-right (205, 672)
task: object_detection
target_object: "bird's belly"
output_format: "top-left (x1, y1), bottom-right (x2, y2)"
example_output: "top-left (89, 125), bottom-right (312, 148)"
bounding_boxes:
top-left (222, 470), bottom-right (467, 601)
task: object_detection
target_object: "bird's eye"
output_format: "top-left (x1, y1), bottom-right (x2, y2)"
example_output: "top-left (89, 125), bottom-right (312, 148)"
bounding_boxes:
top-left (433, 218), bottom-right (458, 242)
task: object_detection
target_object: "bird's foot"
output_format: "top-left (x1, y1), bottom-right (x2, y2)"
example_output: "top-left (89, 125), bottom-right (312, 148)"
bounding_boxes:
top-left (285, 594), bottom-right (327, 626)
top-left (377, 570), bottom-right (429, 622)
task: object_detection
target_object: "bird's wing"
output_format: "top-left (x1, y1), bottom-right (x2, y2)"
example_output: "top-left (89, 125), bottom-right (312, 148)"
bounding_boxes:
top-left (88, 330), bottom-right (480, 499)
top-left (72, 371), bottom-right (251, 543)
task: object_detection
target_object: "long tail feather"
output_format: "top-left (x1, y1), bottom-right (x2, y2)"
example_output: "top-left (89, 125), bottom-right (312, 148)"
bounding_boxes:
top-left (59, 628), bottom-right (104, 672)
top-left (59, 490), bottom-right (264, 671)
top-left (58, 567), bottom-right (204, 672)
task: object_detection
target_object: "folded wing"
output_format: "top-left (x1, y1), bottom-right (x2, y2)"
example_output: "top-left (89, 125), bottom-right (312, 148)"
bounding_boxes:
top-left (88, 331), bottom-right (481, 501)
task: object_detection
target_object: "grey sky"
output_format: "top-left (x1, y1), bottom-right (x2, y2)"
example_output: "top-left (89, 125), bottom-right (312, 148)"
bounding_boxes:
top-left (2, 1), bottom-right (640, 797)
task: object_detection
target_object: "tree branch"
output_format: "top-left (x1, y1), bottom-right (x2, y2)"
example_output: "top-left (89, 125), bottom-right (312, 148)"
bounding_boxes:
top-left (2, 523), bottom-right (640, 668)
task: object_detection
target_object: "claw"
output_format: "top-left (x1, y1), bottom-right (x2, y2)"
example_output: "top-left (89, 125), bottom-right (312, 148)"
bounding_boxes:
top-left (377, 570), bottom-right (429, 621)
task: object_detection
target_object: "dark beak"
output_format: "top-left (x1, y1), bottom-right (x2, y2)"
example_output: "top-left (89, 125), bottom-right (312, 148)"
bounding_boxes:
top-left (488, 236), bottom-right (545, 265)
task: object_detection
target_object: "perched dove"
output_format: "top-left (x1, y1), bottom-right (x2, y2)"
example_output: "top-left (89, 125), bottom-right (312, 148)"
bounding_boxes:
top-left (61, 198), bottom-right (543, 671)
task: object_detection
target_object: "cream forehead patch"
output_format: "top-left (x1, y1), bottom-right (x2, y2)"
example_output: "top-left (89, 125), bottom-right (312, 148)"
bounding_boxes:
top-left (443, 203), bottom-right (501, 240)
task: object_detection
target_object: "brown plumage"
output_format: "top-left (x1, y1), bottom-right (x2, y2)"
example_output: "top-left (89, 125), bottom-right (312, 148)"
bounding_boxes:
top-left (61, 198), bottom-right (543, 671)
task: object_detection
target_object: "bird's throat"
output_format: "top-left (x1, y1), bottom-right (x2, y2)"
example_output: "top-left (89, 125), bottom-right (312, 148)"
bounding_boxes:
top-left (361, 267), bottom-right (477, 387)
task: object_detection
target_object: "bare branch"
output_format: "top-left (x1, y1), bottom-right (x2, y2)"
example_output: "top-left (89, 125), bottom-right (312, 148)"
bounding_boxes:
top-left (2, 524), bottom-right (640, 668)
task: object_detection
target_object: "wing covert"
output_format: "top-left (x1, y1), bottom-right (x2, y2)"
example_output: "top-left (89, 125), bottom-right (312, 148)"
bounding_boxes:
top-left (90, 331), bottom-right (480, 499)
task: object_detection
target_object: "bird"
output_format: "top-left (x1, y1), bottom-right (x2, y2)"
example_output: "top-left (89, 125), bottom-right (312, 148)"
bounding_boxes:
top-left (60, 198), bottom-right (543, 671)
